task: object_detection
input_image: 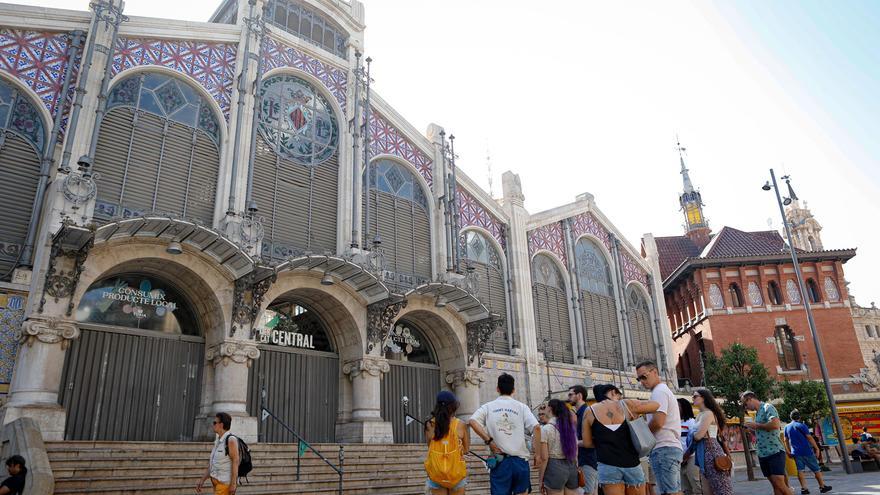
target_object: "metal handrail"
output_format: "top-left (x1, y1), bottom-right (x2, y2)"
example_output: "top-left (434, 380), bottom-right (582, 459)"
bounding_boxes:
top-left (260, 406), bottom-right (344, 495)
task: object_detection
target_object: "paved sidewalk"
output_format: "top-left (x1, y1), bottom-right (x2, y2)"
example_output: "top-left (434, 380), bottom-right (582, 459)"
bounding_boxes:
top-left (733, 467), bottom-right (880, 495)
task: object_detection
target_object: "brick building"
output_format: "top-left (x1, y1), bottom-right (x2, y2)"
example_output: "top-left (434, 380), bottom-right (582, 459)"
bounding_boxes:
top-left (642, 144), bottom-right (869, 397)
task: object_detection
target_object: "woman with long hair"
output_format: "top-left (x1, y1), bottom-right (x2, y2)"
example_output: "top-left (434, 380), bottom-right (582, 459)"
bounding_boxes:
top-left (691, 389), bottom-right (733, 495)
top-left (536, 399), bottom-right (580, 494)
top-left (424, 391), bottom-right (469, 495)
top-left (582, 384), bottom-right (660, 495)
top-left (678, 398), bottom-right (702, 495)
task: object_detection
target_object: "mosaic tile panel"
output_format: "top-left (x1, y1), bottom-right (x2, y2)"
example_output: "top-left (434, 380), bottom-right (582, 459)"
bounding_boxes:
top-left (621, 251), bottom-right (648, 286)
top-left (708, 284), bottom-right (724, 309)
top-left (0, 29), bottom-right (80, 131)
top-left (570, 212), bottom-right (611, 251)
top-left (824, 277), bottom-right (840, 302)
top-left (112, 37), bottom-right (237, 119)
top-left (263, 36), bottom-right (347, 110)
top-left (0, 292), bottom-right (25, 387)
top-left (786, 279), bottom-right (801, 304)
top-left (459, 186), bottom-right (505, 250)
top-left (369, 111), bottom-right (433, 187)
top-left (528, 221), bottom-right (566, 267)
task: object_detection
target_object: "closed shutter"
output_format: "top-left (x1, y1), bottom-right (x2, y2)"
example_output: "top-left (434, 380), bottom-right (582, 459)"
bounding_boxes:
top-left (0, 134), bottom-right (40, 279)
top-left (254, 135), bottom-right (338, 262)
top-left (630, 307), bottom-right (655, 364)
top-left (92, 108), bottom-right (135, 221)
top-left (533, 283), bottom-right (573, 363)
top-left (582, 292), bottom-right (621, 369)
top-left (475, 261), bottom-right (509, 355)
top-left (412, 205), bottom-right (431, 280)
top-left (363, 185), bottom-right (431, 288)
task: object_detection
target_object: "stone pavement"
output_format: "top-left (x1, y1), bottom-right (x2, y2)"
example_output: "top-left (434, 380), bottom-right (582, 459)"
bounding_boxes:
top-left (733, 467), bottom-right (880, 495)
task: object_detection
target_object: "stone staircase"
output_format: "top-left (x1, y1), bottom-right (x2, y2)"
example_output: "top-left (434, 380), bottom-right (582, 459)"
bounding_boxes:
top-left (46, 441), bottom-right (536, 494)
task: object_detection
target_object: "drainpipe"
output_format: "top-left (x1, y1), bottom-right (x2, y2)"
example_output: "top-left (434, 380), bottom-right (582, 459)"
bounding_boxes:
top-left (502, 226), bottom-right (516, 348)
top-left (349, 51), bottom-right (361, 248)
top-left (439, 131), bottom-right (451, 272)
top-left (60, 8), bottom-right (102, 172)
top-left (449, 135), bottom-right (460, 272)
top-left (80, 0), bottom-right (126, 173)
top-left (362, 57), bottom-right (372, 246)
top-left (19, 30), bottom-right (84, 266)
top-left (244, 6), bottom-right (267, 215)
top-left (226, 0), bottom-right (257, 216)
top-left (647, 274), bottom-right (667, 372)
top-left (563, 219), bottom-right (586, 359)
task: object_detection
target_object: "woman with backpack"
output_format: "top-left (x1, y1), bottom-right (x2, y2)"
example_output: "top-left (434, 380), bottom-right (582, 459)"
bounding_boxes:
top-left (424, 390), bottom-right (469, 495)
top-left (582, 384), bottom-right (660, 495)
top-left (535, 398), bottom-right (580, 494)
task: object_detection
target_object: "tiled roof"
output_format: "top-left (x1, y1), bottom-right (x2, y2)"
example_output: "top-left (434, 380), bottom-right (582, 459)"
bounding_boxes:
top-left (701, 227), bottom-right (789, 259)
top-left (655, 235), bottom-right (701, 280)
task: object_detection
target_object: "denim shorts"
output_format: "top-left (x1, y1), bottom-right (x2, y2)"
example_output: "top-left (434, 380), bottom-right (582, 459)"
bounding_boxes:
top-left (794, 454), bottom-right (820, 473)
top-left (580, 464), bottom-right (599, 493)
top-left (426, 477), bottom-right (467, 490)
top-left (597, 462), bottom-right (646, 487)
top-left (759, 451), bottom-right (787, 478)
top-left (489, 456), bottom-right (531, 495)
top-left (650, 447), bottom-right (683, 495)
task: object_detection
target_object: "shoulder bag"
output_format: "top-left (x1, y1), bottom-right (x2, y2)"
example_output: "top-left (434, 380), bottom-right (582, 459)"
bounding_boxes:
top-left (619, 400), bottom-right (657, 458)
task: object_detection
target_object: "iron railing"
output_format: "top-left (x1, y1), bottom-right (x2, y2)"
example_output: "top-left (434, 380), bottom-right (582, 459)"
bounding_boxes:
top-left (260, 406), bottom-right (344, 495)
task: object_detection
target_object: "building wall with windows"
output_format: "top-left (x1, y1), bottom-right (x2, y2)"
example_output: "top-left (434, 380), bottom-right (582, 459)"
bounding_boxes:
top-left (851, 299), bottom-right (880, 389)
top-left (0, 0), bottom-right (667, 443)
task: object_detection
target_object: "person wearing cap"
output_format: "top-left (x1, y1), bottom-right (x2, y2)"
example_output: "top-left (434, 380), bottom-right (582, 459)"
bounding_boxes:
top-left (470, 373), bottom-right (540, 495)
top-left (425, 390), bottom-right (469, 495)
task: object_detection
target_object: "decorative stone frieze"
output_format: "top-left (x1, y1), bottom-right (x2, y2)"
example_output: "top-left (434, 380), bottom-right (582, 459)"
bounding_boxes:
top-left (342, 357), bottom-right (390, 380)
top-left (206, 341), bottom-right (260, 368)
top-left (445, 368), bottom-right (484, 389)
top-left (16, 317), bottom-right (80, 349)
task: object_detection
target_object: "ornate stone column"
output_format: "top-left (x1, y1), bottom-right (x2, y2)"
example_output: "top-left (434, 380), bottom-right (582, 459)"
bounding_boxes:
top-left (445, 368), bottom-right (484, 420)
top-left (338, 356), bottom-right (393, 443)
top-left (200, 341), bottom-right (260, 443)
top-left (2, 317), bottom-right (80, 440)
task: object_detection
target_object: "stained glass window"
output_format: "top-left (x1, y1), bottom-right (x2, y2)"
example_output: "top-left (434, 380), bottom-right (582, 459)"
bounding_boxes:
top-left (823, 277), bottom-right (840, 302)
top-left (532, 254), bottom-right (562, 289)
top-left (748, 281), bottom-right (763, 306)
top-left (258, 74), bottom-right (338, 166)
top-left (0, 79), bottom-right (46, 153)
top-left (107, 72), bottom-right (221, 145)
top-left (266, 0), bottom-right (349, 59)
top-left (708, 284), bottom-right (724, 309)
top-left (369, 159), bottom-right (429, 212)
top-left (575, 238), bottom-right (613, 296)
top-left (786, 279), bottom-right (802, 304)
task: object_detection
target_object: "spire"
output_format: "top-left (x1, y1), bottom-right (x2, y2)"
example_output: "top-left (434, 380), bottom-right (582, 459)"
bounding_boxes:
top-left (677, 136), bottom-right (694, 193)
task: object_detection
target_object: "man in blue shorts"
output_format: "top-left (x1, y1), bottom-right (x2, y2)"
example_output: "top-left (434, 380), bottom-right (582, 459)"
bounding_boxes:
top-left (742, 391), bottom-right (789, 495)
top-left (784, 410), bottom-right (831, 494)
top-left (470, 373), bottom-right (539, 495)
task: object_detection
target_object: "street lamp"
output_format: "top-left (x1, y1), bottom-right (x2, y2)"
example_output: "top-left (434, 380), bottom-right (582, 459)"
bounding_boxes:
top-left (763, 169), bottom-right (852, 475)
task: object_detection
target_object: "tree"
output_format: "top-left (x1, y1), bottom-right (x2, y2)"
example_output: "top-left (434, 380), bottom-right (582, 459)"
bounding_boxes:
top-left (776, 380), bottom-right (830, 426)
top-left (703, 343), bottom-right (776, 481)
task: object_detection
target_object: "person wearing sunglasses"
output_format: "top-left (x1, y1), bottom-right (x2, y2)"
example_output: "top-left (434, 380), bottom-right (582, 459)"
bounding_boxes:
top-left (635, 361), bottom-right (682, 495)
top-left (197, 413), bottom-right (239, 495)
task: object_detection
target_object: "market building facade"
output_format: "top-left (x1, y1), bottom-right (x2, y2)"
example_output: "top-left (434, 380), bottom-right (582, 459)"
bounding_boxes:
top-left (0, 0), bottom-right (670, 444)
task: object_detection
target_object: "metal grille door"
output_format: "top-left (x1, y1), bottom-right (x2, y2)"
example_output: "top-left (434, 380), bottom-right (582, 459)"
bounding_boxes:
top-left (59, 328), bottom-right (204, 441)
top-left (247, 346), bottom-right (339, 443)
top-left (381, 362), bottom-right (440, 443)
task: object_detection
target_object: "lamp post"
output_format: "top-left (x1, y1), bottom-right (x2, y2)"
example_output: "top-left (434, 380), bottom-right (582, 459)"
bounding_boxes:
top-left (763, 169), bottom-right (852, 474)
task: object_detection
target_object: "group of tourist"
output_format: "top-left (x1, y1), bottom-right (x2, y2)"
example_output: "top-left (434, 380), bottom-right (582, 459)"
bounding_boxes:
top-left (423, 360), bottom-right (836, 495)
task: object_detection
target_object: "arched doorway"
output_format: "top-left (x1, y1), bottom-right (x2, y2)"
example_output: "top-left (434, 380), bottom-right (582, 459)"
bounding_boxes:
top-left (247, 293), bottom-right (339, 443)
top-left (61, 272), bottom-right (205, 441)
top-left (380, 318), bottom-right (440, 443)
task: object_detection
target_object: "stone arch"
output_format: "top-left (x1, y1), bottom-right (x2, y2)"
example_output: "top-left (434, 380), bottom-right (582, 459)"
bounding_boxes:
top-left (394, 297), bottom-right (469, 376)
top-left (0, 71), bottom-right (53, 152)
top-left (72, 239), bottom-right (231, 345)
top-left (109, 65), bottom-right (228, 143)
top-left (259, 270), bottom-right (365, 363)
top-left (574, 233), bottom-right (624, 369)
top-left (530, 249), bottom-right (571, 295)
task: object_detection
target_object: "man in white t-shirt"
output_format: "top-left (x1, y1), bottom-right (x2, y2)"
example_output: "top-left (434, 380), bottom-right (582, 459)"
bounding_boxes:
top-left (637, 360), bottom-right (683, 495)
top-left (470, 373), bottom-right (539, 495)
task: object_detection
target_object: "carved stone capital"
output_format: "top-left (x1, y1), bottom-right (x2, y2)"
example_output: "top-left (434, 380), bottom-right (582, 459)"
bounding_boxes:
top-left (206, 341), bottom-right (261, 367)
top-left (16, 317), bottom-right (80, 349)
top-left (445, 368), bottom-right (484, 389)
top-left (342, 357), bottom-right (390, 380)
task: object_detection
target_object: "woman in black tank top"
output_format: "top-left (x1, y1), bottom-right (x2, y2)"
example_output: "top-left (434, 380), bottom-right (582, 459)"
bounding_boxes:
top-left (582, 384), bottom-right (659, 495)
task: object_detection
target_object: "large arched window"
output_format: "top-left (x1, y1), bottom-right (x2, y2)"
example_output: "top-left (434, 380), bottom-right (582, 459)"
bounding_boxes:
top-left (531, 254), bottom-right (572, 363)
top-left (253, 74), bottom-right (339, 262)
top-left (0, 79), bottom-right (46, 279)
top-left (575, 238), bottom-right (620, 369)
top-left (363, 159), bottom-right (431, 288)
top-left (266, 0), bottom-right (349, 59)
top-left (93, 72), bottom-right (222, 225)
top-left (627, 285), bottom-right (656, 365)
top-left (463, 230), bottom-right (509, 354)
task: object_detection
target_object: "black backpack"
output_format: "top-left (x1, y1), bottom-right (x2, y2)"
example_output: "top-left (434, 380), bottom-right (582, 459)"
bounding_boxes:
top-left (225, 435), bottom-right (254, 479)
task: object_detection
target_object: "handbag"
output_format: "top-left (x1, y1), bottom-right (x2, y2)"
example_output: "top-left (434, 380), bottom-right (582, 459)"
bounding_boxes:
top-left (619, 400), bottom-right (657, 458)
top-left (577, 467), bottom-right (586, 488)
top-left (713, 437), bottom-right (733, 471)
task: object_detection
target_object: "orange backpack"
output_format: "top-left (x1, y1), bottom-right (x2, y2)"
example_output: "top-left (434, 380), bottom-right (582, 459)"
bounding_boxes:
top-left (424, 417), bottom-right (467, 488)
